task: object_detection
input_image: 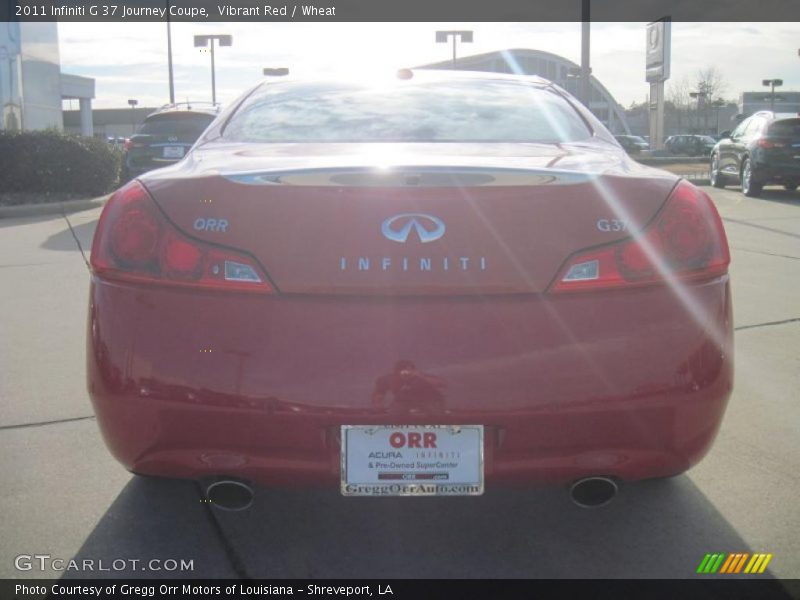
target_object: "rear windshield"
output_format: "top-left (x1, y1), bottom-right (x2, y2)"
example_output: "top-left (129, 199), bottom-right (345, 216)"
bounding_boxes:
top-left (768, 119), bottom-right (800, 137)
top-left (222, 80), bottom-right (592, 143)
top-left (138, 113), bottom-right (215, 136)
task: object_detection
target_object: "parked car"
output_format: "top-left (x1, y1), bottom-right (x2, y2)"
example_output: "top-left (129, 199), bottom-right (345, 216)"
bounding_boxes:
top-left (614, 134), bottom-right (649, 154)
top-left (664, 134), bottom-right (717, 156)
top-left (106, 136), bottom-right (126, 150)
top-left (122, 103), bottom-right (219, 181)
top-left (710, 111), bottom-right (800, 197)
top-left (88, 71), bottom-right (732, 508)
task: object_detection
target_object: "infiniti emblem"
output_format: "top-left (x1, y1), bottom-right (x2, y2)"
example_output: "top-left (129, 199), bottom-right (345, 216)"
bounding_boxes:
top-left (381, 213), bottom-right (446, 243)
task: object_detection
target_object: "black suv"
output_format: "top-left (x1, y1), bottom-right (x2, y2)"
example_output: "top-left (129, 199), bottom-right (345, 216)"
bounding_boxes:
top-left (664, 134), bottom-right (717, 157)
top-left (710, 111), bottom-right (800, 197)
top-left (614, 135), bottom-right (649, 154)
top-left (122, 104), bottom-right (219, 181)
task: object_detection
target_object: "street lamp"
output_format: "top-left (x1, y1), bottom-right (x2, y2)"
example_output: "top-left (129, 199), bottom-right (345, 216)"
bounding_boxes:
top-left (580, 0), bottom-right (591, 110)
top-left (263, 67), bottom-right (289, 77)
top-left (194, 34), bottom-right (233, 105)
top-left (127, 98), bottom-right (138, 135)
top-left (435, 30), bottom-right (473, 69)
top-left (762, 78), bottom-right (783, 112)
top-left (166, 1), bottom-right (175, 104)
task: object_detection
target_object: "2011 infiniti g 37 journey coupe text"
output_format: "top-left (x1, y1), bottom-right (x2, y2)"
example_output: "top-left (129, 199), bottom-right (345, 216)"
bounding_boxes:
top-left (87, 70), bottom-right (733, 506)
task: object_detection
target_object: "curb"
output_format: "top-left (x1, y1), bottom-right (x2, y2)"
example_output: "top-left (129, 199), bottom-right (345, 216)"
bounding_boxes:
top-left (0, 195), bottom-right (110, 219)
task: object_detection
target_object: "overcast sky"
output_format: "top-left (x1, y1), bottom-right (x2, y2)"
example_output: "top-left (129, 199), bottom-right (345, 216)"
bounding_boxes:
top-left (57, 22), bottom-right (800, 110)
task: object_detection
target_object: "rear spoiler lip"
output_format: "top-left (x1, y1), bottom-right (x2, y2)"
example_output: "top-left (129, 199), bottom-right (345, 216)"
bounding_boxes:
top-left (221, 166), bottom-right (603, 187)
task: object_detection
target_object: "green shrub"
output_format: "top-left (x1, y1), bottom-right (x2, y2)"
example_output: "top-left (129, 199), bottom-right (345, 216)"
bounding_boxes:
top-left (0, 129), bottom-right (121, 196)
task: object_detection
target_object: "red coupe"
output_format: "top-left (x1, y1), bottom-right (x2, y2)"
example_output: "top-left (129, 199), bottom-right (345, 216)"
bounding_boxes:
top-left (87, 71), bottom-right (732, 509)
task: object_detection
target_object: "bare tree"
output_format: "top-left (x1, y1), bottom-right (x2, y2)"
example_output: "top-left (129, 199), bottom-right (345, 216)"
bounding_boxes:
top-left (667, 75), bottom-right (692, 108)
top-left (667, 75), bottom-right (692, 131)
top-left (696, 67), bottom-right (728, 102)
top-left (659, 69), bottom-right (731, 135)
top-left (695, 67), bottom-right (729, 133)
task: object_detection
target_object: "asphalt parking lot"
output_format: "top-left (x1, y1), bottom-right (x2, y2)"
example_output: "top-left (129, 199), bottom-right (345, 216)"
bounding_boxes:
top-left (1, 184), bottom-right (798, 581)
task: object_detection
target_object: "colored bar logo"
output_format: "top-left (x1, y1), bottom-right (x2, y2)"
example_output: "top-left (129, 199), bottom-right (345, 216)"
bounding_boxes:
top-left (696, 553), bottom-right (773, 574)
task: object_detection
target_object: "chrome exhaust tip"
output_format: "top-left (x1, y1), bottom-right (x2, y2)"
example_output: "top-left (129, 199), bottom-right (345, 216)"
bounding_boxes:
top-left (569, 477), bottom-right (618, 508)
top-left (205, 479), bottom-right (254, 511)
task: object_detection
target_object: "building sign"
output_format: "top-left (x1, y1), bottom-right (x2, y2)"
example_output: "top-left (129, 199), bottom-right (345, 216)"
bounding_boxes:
top-left (646, 19), bottom-right (671, 83)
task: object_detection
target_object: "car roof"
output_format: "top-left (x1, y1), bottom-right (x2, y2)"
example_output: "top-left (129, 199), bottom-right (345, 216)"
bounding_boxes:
top-left (771, 114), bottom-right (800, 122)
top-left (255, 68), bottom-right (554, 92)
top-left (751, 110), bottom-right (800, 121)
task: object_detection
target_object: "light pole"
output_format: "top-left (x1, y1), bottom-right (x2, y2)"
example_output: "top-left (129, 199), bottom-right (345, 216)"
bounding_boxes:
top-left (166, 1), bottom-right (175, 104)
top-left (127, 98), bottom-right (138, 135)
top-left (580, 0), bottom-right (591, 109)
top-left (762, 78), bottom-right (783, 112)
top-left (263, 67), bottom-right (289, 77)
top-left (435, 30), bottom-right (473, 69)
top-left (194, 34), bottom-right (233, 105)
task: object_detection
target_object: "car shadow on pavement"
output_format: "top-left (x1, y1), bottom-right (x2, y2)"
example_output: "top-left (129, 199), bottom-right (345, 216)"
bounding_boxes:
top-left (41, 220), bottom-right (97, 253)
top-left (67, 474), bottom-right (778, 580)
top-left (63, 477), bottom-right (238, 579)
top-left (734, 188), bottom-right (800, 206)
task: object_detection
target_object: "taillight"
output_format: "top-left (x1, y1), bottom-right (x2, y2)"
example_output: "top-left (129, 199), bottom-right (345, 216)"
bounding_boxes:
top-left (90, 181), bottom-right (273, 293)
top-left (551, 180), bottom-right (729, 293)
top-left (757, 138), bottom-right (785, 149)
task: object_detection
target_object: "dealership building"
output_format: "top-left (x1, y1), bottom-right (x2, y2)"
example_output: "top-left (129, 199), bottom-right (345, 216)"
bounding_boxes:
top-left (739, 91), bottom-right (800, 116)
top-left (417, 48), bottom-right (631, 134)
top-left (0, 22), bottom-right (95, 135)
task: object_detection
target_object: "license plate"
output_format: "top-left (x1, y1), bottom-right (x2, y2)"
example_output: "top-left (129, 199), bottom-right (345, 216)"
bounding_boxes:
top-left (341, 425), bottom-right (484, 496)
top-left (163, 146), bottom-right (185, 158)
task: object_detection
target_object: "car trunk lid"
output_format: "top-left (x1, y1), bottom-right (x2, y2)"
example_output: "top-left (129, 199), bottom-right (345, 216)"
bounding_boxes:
top-left (144, 143), bottom-right (678, 295)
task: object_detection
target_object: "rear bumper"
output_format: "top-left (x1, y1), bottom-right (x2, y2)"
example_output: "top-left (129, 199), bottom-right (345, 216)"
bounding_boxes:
top-left (752, 160), bottom-right (800, 183)
top-left (87, 276), bottom-right (734, 487)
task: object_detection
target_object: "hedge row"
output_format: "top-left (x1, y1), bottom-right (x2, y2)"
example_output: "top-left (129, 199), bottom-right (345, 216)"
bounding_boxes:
top-left (0, 130), bottom-right (121, 196)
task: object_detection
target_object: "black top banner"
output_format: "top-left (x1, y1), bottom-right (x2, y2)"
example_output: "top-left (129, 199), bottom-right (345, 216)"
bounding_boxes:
top-left (4, 0), bottom-right (800, 22)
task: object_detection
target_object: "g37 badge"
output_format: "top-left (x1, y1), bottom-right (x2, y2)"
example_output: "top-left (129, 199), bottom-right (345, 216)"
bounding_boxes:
top-left (596, 218), bottom-right (628, 232)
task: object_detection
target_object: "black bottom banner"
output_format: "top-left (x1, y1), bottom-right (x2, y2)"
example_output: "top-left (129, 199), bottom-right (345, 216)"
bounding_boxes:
top-left (2, 579), bottom-right (799, 600)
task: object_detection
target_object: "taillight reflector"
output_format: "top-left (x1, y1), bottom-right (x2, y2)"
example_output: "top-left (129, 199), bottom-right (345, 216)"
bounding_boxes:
top-left (551, 180), bottom-right (730, 293)
top-left (757, 138), bottom-right (786, 149)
